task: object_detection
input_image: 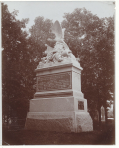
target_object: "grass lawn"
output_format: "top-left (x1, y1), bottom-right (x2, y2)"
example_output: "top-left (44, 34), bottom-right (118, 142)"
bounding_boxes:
top-left (2, 123), bottom-right (115, 145)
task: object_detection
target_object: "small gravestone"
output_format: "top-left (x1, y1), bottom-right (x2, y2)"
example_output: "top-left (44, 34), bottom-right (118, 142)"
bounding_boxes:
top-left (25, 21), bottom-right (93, 133)
top-left (101, 106), bottom-right (105, 122)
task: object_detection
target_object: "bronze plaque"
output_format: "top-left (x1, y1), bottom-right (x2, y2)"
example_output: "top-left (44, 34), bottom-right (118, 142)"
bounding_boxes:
top-left (78, 101), bottom-right (84, 110)
top-left (37, 72), bottom-right (72, 92)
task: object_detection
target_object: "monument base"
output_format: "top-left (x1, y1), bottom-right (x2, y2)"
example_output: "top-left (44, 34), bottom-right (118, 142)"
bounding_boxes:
top-left (25, 62), bottom-right (93, 133)
top-left (25, 111), bottom-right (93, 133)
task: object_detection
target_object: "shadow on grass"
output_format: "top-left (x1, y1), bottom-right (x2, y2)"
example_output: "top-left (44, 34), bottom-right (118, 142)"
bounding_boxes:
top-left (2, 130), bottom-right (115, 145)
top-left (2, 121), bottom-right (115, 145)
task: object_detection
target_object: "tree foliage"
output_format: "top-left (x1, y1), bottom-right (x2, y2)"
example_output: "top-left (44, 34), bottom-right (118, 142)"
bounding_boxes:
top-left (29, 16), bottom-right (54, 62)
top-left (2, 3), bottom-right (35, 118)
top-left (61, 8), bottom-right (114, 120)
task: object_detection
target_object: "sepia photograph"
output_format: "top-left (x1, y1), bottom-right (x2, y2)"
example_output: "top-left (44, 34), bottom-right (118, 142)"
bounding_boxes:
top-left (1, 0), bottom-right (115, 145)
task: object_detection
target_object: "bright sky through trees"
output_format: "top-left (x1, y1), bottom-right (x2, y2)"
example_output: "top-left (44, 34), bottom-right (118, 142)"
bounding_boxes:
top-left (4, 1), bottom-right (115, 30)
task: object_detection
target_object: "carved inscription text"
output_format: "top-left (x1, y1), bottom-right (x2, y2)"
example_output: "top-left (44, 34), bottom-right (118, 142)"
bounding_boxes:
top-left (78, 101), bottom-right (84, 110)
top-left (37, 72), bottom-right (72, 92)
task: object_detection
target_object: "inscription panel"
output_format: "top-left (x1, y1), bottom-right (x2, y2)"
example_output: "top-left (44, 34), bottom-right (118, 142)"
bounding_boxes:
top-left (78, 101), bottom-right (84, 110)
top-left (37, 72), bottom-right (72, 92)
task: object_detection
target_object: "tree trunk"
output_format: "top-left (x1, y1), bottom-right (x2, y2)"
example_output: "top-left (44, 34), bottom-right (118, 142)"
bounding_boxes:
top-left (113, 92), bottom-right (115, 124)
top-left (97, 87), bottom-right (101, 130)
top-left (104, 100), bottom-right (107, 124)
top-left (97, 93), bottom-right (101, 130)
top-left (98, 106), bottom-right (101, 130)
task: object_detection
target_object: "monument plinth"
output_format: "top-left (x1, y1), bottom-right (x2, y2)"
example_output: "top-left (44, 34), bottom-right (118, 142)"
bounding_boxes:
top-left (25, 21), bottom-right (93, 132)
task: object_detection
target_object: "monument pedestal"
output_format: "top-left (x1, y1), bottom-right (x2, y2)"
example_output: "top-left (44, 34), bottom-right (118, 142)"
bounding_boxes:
top-left (26, 111), bottom-right (92, 132)
top-left (25, 61), bottom-right (93, 132)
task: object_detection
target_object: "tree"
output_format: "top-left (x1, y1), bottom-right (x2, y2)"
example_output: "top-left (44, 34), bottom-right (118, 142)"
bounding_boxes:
top-left (2, 3), bottom-right (35, 120)
top-left (29, 16), bottom-right (54, 63)
top-left (94, 16), bottom-right (114, 125)
top-left (61, 8), bottom-right (114, 128)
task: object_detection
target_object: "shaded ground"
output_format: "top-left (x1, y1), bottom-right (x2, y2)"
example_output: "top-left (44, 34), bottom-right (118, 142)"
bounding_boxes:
top-left (2, 123), bottom-right (115, 145)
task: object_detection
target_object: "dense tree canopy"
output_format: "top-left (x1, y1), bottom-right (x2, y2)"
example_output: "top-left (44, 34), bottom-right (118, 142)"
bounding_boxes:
top-left (2, 3), bottom-right (35, 118)
top-left (61, 8), bottom-right (114, 121)
top-left (29, 16), bottom-right (54, 62)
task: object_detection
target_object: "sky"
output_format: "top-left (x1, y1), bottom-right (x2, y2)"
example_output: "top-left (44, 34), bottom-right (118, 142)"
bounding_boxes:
top-left (4, 1), bottom-right (115, 31)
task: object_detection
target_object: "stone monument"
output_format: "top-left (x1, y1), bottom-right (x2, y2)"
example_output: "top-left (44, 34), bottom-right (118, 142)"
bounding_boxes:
top-left (25, 20), bottom-right (93, 132)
